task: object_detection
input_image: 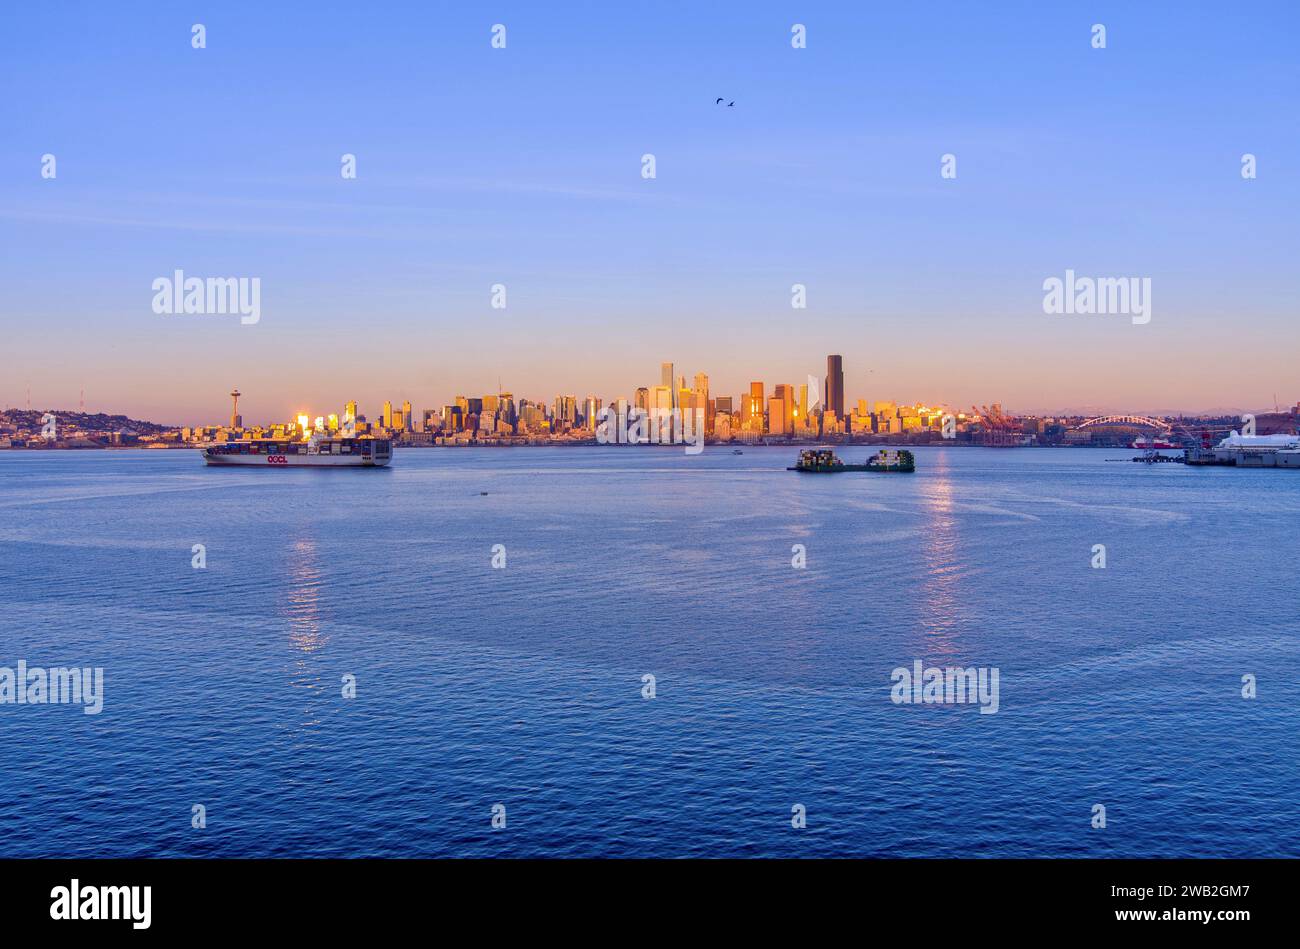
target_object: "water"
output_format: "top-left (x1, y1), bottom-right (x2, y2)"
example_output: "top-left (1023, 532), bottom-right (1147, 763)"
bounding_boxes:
top-left (1, 446), bottom-right (1296, 857)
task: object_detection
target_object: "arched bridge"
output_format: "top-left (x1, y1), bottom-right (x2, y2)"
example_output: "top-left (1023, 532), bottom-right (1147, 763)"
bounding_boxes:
top-left (1077, 415), bottom-right (1171, 431)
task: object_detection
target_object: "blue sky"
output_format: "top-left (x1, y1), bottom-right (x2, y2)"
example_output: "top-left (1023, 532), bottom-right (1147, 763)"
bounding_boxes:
top-left (2, 1), bottom-right (1298, 423)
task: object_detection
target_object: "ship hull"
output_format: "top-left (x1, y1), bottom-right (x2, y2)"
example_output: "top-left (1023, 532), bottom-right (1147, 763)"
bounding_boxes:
top-left (788, 465), bottom-right (914, 473)
top-left (203, 452), bottom-right (389, 467)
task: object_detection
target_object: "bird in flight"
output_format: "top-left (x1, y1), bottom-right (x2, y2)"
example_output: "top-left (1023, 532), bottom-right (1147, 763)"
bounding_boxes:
top-left (716, 98), bottom-right (734, 107)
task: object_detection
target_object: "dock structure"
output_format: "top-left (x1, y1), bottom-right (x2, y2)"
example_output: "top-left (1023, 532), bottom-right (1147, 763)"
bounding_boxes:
top-left (1185, 433), bottom-right (1300, 468)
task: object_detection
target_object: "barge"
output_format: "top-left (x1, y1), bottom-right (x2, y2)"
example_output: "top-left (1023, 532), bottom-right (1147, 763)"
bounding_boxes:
top-left (788, 448), bottom-right (915, 473)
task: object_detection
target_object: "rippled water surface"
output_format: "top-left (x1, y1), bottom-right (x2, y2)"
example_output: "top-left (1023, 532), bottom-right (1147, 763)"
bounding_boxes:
top-left (1, 446), bottom-right (1297, 857)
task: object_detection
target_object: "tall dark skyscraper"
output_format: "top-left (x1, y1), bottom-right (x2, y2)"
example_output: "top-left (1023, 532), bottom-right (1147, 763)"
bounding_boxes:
top-left (826, 354), bottom-right (844, 420)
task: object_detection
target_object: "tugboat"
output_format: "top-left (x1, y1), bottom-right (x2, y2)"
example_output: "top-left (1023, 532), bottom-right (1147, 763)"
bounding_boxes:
top-left (788, 448), bottom-right (915, 473)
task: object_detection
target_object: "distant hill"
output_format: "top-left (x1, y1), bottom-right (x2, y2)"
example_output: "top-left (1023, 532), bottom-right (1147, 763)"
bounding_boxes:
top-left (0, 409), bottom-right (175, 435)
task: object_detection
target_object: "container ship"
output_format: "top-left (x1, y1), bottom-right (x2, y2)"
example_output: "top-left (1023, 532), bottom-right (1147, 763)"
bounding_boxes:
top-left (789, 448), bottom-right (915, 473)
top-left (204, 432), bottom-right (392, 467)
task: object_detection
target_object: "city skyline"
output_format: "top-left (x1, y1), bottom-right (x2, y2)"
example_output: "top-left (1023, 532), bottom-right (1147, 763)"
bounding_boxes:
top-left (6, 365), bottom-right (1296, 430)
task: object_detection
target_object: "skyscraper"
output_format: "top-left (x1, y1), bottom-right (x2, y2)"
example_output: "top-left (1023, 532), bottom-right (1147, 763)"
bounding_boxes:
top-left (651, 385), bottom-right (674, 442)
top-left (661, 362), bottom-right (676, 411)
top-left (748, 382), bottom-right (765, 430)
top-left (768, 397), bottom-right (789, 435)
top-left (826, 355), bottom-right (844, 422)
top-left (694, 373), bottom-right (712, 433)
top-left (774, 384), bottom-right (794, 432)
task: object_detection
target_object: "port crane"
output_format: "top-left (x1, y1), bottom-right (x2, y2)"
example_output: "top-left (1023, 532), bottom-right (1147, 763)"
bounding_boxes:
top-left (970, 404), bottom-right (1020, 446)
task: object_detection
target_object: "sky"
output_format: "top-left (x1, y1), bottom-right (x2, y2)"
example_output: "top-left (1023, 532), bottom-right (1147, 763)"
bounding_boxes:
top-left (1, 1), bottom-right (1298, 425)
